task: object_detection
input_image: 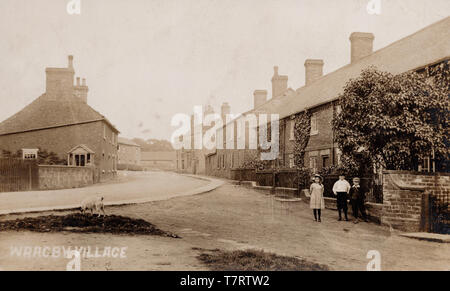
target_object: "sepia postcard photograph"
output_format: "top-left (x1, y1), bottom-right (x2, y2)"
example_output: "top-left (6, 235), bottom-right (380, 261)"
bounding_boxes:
top-left (0, 0), bottom-right (449, 280)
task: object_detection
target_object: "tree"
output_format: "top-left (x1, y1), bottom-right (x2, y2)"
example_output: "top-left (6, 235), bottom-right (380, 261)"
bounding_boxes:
top-left (333, 66), bottom-right (449, 173)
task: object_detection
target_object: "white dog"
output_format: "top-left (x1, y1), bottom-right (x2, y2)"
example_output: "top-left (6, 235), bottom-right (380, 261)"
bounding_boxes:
top-left (80, 196), bottom-right (106, 217)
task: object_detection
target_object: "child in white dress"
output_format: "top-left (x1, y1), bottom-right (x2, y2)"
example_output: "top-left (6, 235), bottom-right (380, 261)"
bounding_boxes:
top-left (310, 175), bottom-right (325, 222)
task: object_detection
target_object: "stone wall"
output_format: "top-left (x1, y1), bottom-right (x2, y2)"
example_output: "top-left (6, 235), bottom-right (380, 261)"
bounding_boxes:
top-left (38, 165), bottom-right (94, 190)
top-left (381, 170), bottom-right (450, 232)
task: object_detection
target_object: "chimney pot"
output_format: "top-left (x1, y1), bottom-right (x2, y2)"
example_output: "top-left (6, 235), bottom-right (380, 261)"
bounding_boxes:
top-left (304, 59), bottom-right (324, 86)
top-left (349, 32), bottom-right (374, 63)
top-left (68, 55), bottom-right (74, 69)
top-left (221, 102), bottom-right (231, 117)
top-left (82, 78), bottom-right (86, 86)
top-left (76, 77), bottom-right (80, 86)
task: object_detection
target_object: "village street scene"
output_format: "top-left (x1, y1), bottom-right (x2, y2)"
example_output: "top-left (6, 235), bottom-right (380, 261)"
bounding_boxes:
top-left (0, 0), bottom-right (449, 274)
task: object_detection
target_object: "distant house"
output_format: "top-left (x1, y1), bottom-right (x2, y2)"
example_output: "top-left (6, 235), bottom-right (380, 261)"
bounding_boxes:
top-left (0, 56), bottom-right (120, 181)
top-left (141, 151), bottom-right (176, 171)
top-left (118, 137), bottom-right (141, 168)
top-left (174, 104), bottom-right (224, 175)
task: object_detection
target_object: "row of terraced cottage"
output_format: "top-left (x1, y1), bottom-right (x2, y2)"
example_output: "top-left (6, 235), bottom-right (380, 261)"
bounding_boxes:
top-left (176, 18), bottom-right (450, 232)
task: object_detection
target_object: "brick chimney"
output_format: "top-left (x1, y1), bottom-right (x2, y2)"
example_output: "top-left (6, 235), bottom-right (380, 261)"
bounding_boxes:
top-left (221, 102), bottom-right (231, 120)
top-left (271, 66), bottom-right (288, 98)
top-left (349, 32), bottom-right (374, 63)
top-left (45, 55), bottom-right (75, 99)
top-left (74, 77), bottom-right (89, 103)
top-left (304, 59), bottom-right (324, 86)
top-left (253, 90), bottom-right (267, 109)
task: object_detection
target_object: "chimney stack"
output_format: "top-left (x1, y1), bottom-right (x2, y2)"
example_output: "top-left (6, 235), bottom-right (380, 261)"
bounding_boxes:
top-left (349, 32), bottom-right (374, 63)
top-left (304, 59), bottom-right (324, 86)
top-left (253, 90), bottom-right (267, 109)
top-left (221, 102), bottom-right (231, 119)
top-left (271, 66), bottom-right (288, 98)
top-left (45, 55), bottom-right (75, 99)
top-left (74, 77), bottom-right (89, 103)
top-left (68, 55), bottom-right (74, 69)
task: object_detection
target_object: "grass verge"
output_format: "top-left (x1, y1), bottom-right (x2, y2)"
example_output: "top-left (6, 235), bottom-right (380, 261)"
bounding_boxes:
top-left (197, 249), bottom-right (330, 271)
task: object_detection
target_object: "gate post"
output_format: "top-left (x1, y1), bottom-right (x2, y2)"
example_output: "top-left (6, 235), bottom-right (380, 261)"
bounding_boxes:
top-left (420, 193), bottom-right (431, 232)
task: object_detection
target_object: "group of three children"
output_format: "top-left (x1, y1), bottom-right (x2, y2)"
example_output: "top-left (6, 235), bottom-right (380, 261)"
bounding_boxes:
top-left (309, 173), bottom-right (368, 223)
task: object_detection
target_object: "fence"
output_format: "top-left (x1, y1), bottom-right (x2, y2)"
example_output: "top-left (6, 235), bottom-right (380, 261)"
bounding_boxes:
top-left (231, 168), bottom-right (382, 203)
top-left (0, 158), bottom-right (39, 192)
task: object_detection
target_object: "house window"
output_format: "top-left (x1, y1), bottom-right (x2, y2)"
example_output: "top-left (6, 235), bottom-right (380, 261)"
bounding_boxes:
top-left (309, 157), bottom-right (317, 174)
top-left (289, 154), bottom-right (294, 168)
top-left (336, 148), bottom-right (342, 166)
top-left (222, 154), bottom-right (226, 169)
top-left (310, 113), bottom-right (318, 135)
top-left (103, 124), bottom-right (106, 140)
top-left (322, 156), bottom-right (330, 168)
top-left (289, 120), bottom-right (295, 141)
top-left (22, 149), bottom-right (38, 160)
top-left (419, 156), bottom-right (431, 172)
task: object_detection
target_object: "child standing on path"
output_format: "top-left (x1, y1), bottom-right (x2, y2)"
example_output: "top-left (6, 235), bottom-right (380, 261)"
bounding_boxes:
top-left (310, 175), bottom-right (325, 222)
top-left (349, 177), bottom-right (368, 223)
top-left (332, 174), bottom-right (351, 221)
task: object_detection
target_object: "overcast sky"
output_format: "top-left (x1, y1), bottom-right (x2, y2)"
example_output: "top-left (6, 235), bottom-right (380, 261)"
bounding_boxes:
top-left (0, 0), bottom-right (448, 140)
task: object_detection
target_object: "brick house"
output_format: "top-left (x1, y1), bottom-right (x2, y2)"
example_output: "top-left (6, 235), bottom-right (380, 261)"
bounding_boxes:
top-left (206, 17), bottom-right (450, 178)
top-left (175, 104), bottom-right (219, 175)
top-left (0, 56), bottom-right (120, 182)
top-left (118, 137), bottom-right (141, 168)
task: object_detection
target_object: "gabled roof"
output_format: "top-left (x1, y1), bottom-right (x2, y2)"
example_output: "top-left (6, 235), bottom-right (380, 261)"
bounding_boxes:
top-left (141, 151), bottom-right (176, 161)
top-left (118, 137), bottom-right (140, 147)
top-left (0, 94), bottom-right (120, 136)
top-left (68, 144), bottom-right (95, 154)
top-left (257, 16), bottom-right (450, 120)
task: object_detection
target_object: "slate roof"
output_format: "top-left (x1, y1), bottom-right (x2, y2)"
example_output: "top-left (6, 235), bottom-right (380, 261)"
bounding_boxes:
top-left (255, 16), bottom-right (450, 120)
top-left (118, 137), bottom-right (140, 147)
top-left (0, 94), bottom-right (119, 136)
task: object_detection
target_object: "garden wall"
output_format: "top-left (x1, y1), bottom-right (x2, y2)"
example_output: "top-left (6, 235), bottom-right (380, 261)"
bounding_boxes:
top-left (38, 165), bottom-right (94, 190)
top-left (381, 170), bottom-right (449, 232)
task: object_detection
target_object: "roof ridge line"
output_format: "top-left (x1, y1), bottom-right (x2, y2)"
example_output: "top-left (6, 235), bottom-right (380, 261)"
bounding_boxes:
top-left (0, 118), bottom-right (105, 136)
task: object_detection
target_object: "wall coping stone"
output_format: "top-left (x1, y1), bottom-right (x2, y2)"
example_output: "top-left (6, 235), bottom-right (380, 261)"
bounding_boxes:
top-left (383, 170), bottom-right (450, 177)
top-left (385, 172), bottom-right (426, 192)
top-left (38, 165), bottom-right (94, 169)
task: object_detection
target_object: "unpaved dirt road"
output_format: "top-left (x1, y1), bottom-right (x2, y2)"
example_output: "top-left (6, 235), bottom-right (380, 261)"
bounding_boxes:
top-left (0, 182), bottom-right (448, 271)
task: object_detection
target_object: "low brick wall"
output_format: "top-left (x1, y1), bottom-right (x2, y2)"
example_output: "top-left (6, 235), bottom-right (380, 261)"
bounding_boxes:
top-left (381, 170), bottom-right (450, 232)
top-left (231, 168), bottom-right (257, 182)
top-left (38, 165), bottom-right (94, 190)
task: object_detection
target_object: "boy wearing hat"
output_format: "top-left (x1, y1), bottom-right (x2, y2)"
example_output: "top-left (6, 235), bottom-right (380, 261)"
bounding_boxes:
top-left (349, 177), bottom-right (368, 223)
top-left (332, 174), bottom-right (350, 221)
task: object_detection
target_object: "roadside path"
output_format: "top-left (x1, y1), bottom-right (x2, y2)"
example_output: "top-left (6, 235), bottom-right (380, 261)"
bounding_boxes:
top-left (0, 171), bottom-right (223, 215)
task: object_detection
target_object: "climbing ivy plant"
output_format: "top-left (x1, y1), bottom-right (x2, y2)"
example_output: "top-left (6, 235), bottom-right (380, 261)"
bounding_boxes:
top-left (293, 111), bottom-right (311, 169)
top-left (292, 111), bottom-right (312, 188)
